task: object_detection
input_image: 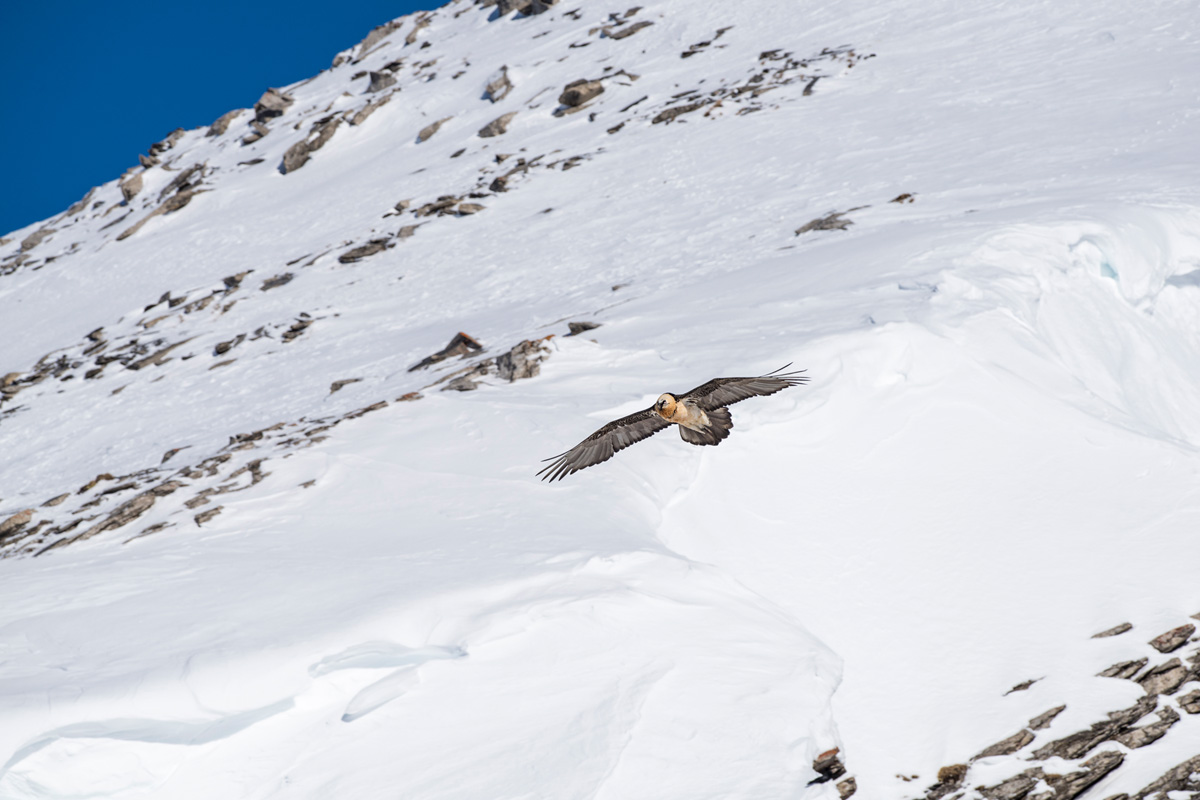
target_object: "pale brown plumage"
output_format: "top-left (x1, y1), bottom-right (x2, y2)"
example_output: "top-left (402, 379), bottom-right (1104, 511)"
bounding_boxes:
top-left (537, 365), bottom-right (808, 482)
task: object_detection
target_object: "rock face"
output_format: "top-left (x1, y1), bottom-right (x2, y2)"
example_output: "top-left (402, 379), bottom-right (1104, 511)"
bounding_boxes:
top-left (367, 71), bottom-right (397, 93)
top-left (1148, 624), bottom-right (1194, 652)
top-left (495, 339), bottom-right (550, 381)
top-left (207, 108), bottom-right (243, 137)
top-left (417, 117), bottom-right (451, 143)
top-left (478, 111), bottom-right (517, 138)
top-left (281, 118), bottom-right (342, 174)
top-left (119, 172), bottom-right (143, 203)
top-left (409, 332), bottom-right (483, 371)
top-left (253, 88), bottom-right (294, 124)
top-left (559, 79), bottom-right (604, 108)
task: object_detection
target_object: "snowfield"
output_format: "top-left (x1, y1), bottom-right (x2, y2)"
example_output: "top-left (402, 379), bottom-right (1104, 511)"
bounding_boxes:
top-left (1, 0), bottom-right (1199, 798)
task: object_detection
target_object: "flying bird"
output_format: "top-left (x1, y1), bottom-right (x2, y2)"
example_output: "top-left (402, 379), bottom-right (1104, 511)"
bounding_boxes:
top-left (537, 365), bottom-right (809, 482)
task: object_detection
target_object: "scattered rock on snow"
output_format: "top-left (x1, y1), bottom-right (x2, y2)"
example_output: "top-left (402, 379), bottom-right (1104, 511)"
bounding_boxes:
top-left (559, 79), bottom-right (604, 108)
top-left (1098, 657), bottom-right (1148, 679)
top-left (338, 239), bottom-right (392, 263)
top-left (1148, 624), bottom-right (1194, 653)
top-left (409, 332), bottom-right (483, 371)
top-left (495, 338), bottom-right (550, 381)
top-left (567, 321), bottom-right (601, 335)
top-left (605, 20), bottom-right (653, 39)
top-left (207, 108), bottom-right (244, 137)
top-left (1092, 622), bottom-right (1133, 638)
top-left (1137, 658), bottom-right (1188, 695)
top-left (796, 210), bottom-right (858, 235)
top-left (478, 111), bottom-right (517, 138)
top-left (416, 117), bottom-right (452, 143)
top-left (973, 730), bottom-right (1035, 760)
top-left (330, 378), bottom-right (363, 394)
top-left (367, 71), bottom-right (397, 93)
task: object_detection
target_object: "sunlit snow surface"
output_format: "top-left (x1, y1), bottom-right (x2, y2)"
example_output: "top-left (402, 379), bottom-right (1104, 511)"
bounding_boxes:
top-left (2, 0), bottom-right (1200, 797)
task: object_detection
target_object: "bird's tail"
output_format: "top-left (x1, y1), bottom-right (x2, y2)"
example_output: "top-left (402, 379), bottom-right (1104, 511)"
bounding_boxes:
top-left (679, 407), bottom-right (733, 446)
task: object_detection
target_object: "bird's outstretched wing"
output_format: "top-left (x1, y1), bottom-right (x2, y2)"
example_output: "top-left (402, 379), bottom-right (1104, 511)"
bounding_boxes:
top-left (679, 364), bottom-right (809, 410)
top-left (537, 407), bottom-right (670, 482)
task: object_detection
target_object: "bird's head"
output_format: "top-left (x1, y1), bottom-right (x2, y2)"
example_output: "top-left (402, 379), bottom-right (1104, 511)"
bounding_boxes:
top-left (654, 393), bottom-right (677, 419)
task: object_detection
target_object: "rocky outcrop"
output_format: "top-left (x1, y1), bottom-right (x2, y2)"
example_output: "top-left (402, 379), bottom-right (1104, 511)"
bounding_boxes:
top-left (409, 332), bottom-right (483, 371)
top-left (254, 88), bottom-right (294, 124)
top-left (119, 171), bottom-right (143, 203)
top-left (1136, 658), bottom-right (1188, 695)
top-left (1148, 624), bottom-right (1193, 652)
top-left (281, 118), bottom-right (342, 174)
top-left (478, 111), bottom-right (517, 138)
top-left (350, 94), bottom-right (393, 126)
top-left (207, 108), bottom-right (244, 137)
top-left (495, 338), bottom-right (550, 381)
top-left (0, 510), bottom-right (34, 543)
top-left (1092, 622), bottom-right (1132, 638)
top-left (338, 239), bottom-right (391, 263)
top-left (367, 71), bottom-right (397, 93)
top-left (559, 79), bottom-right (604, 108)
top-left (417, 117), bottom-right (452, 143)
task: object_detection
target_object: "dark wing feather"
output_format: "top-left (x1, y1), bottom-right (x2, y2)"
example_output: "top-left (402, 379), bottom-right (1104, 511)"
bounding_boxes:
top-left (537, 407), bottom-right (670, 482)
top-left (678, 364), bottom-right (809, 410)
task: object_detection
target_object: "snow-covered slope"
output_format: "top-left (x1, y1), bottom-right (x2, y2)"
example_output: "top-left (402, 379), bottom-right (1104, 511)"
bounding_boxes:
top-left (2, 0), bottom-right (1199, 797)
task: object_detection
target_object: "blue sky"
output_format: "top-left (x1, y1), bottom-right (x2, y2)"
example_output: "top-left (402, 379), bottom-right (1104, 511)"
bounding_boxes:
top-left (0, 1), bottom-right (434, 238)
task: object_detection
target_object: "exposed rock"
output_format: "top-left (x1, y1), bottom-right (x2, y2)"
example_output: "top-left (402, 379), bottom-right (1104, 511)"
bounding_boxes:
top-left (138, 153), bottom-right (158, 168)
top-left (282, 319), bottom-right (312, 343)
top-left (1031, 696), bottom-right (1156, 760)
top-left (980, 768), bottom-right (1042, 800)
top-left (1092, 622), bottom-right (1132, 638)
top-left (20, 227), bottom-right (55, 251)
top-left (457, 203), bottom-right (485, 215)
top-left (254, 88), bottom-right (294, 123)
top-left (1137, 658), bottom-right (1188, 695)
top-left (417, 117), bottom-right (452, 143)
top-left (65, 187), bottom-right (97, 216)
top-left (836, 777), bottom-right (857, 800)
top-left (281, 117), bottom-right (341, 174)
top-left (127, 339), bottom-right (193, 370)
top-left (344, 401), bottom-right (387, 420)
top-left (194, 506), bottom-right (223, 526)
top-left (495, 338), bottom-right (550, 381)
top-left (489, 176), bottom-right (509, 192)
top-left (39, 480), bottom-right (183, 554)
top-left (527, 0), bottom-right (559, 12)
top-left (1028, 705), bottom-right (1066, 730)
top-left (442, 368), bottom-right (487, 391)
top-left (497, 0), bottom-right (532, 14)
top-left (652, 100), bottom-right (709, 124)
top-left (119, 172), bottom-right (143, 203)
top-left (796, 210), bottom-right (857, 234)
top-left (1113, 705), bottom-right (1178, 748)
top-left (207, 108), bottom-right (243, 137)
top-left (242, 121), bottom-right (269, 145)
top-left (42, 494), bottom-right (70, 507)
top-left (409, 332), bottom-right (483, 371)
top-left (78, 473), bottom-right (115, 493)
top-left (397, 224), bottom-right (420, 239)
top-left (357, 19), bottom-right (403, 57)
top-left (367, 71), bottom-right (397, 93)
top-left (1178, 688), bottom-right (1200, 713)
top-left (1132, 753), bottom-right (1200, 800)
top-left (330, 378), bottom-right (363, 394)
top-left (338, 239), bottom-right (391, 263)
top-left (260, 273), bottom-right (294, 291)
top-left (808, 748), bottom-right (846, 785)
top-left (350, 94), bottom-right (393, 125)
top-left (567, 321), bottom-right (601, 335)
top-left (485, 66), bottom-right (512, 102)
top-left (415, 196), bottom-right (461, 216)
top-left (890, 192), bottom-right (917, 204)
top-left (0, 510), bottom-right (34, 542)
top-left (973, 729), bottom-right (1034, 760)
top-left (606, 20), bottom-right (653, 39)
top-left (1005, 679), bottom-right (1038, 694)
top-left (1098, 657), bottom-right (1148, 679)
top-left (397, 392), bottom-right (422, 402)
top-left (405, 14), bottom-right (431, 45)
top-left (1148, 624), bottom-right (1194, 653)
top-left (559, 79), bottom-right (604, 108)
top-left (478, 111), bottom-right (517, 138)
